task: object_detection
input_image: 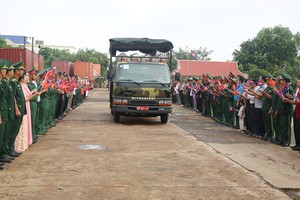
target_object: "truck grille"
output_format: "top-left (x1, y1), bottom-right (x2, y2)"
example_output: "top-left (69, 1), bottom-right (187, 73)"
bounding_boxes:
top-left (129, 101), bottom-right (157, 106)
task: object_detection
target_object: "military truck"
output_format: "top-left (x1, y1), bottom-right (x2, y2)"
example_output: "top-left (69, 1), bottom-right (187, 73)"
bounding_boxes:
top-left (107, 38), bottom-right (179, 123)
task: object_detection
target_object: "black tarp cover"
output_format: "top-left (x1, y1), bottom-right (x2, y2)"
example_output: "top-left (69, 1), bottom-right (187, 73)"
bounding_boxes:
top-left (109, 38), bottom-right (173, 56)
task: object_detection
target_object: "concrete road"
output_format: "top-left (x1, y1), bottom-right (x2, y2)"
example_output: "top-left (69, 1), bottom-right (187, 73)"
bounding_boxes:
top-left (0, 88), bottom-right (298, 199)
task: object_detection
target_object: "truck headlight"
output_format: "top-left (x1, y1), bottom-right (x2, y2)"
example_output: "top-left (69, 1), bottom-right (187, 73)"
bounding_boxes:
top-left (113, 98), bottom-right (128, 105)
top-left (158, 100), bottom-right (172, 106)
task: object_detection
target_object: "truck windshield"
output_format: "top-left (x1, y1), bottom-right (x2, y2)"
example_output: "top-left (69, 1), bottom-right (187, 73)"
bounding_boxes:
top-left (115, 63), bottom-right (171, 83)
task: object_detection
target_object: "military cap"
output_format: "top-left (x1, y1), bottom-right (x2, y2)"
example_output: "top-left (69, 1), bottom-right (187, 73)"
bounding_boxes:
top-left (268, 73), bottom-right (275, 80)
top-left (193, 77), bottom-right (198, 81)
top-left (282, 72), bottom-right (292, 82)
top-left (0, 59), bottom-right (7, 70)
top-left (13, 61), bottom-right (25, 70)
top-left (228, 71), bottom-right (235, 78)
top-left (187, 77), bottom-right (193, 81)
top-left (206, 74), bottom-right (213, 80)
top-left (37, 68), bottom-right (48, 77)
top-left (5, 60), bottom-right (14, 70)
top-left (229, 77), bottom-right (236, 82)
top-left (261, 75), bottom-right (268, 82)
top-left (28, 68), bottom-right (38, 75)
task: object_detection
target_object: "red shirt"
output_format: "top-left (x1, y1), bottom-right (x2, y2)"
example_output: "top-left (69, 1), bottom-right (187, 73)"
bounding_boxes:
top-left (296, 91), bottom-right (300, 118)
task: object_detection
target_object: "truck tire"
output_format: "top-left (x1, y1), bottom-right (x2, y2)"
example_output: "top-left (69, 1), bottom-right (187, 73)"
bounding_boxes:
top-left (160, 114), bottom-right (168, 124)
top-left (114, 112), bottom-right (120, 123)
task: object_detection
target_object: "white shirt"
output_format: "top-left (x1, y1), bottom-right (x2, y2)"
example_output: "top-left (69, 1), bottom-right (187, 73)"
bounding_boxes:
top-left (32, 80), bottom-right (40, 102)
top-left (254, 85), bottom-right (263, 109)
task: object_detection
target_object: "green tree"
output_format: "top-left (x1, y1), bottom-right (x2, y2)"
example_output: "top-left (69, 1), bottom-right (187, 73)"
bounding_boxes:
top-left (0, 37), bottom-right (11, 48)
top-left (233, 25), bottom-right (300, 79)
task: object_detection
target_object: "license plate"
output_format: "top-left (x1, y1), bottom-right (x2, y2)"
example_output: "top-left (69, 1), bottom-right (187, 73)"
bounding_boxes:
top-left (136, 106), bottom-right (149, 111)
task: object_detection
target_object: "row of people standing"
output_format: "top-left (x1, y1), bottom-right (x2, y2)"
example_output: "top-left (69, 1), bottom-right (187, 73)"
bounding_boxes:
top-left (0, 59), bottom-right (91, 170)
top-left (172, 71), bottom-right (299, 152)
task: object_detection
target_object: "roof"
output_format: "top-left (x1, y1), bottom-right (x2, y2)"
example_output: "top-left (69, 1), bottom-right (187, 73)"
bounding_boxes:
top-left (0, 35), bottom-right (31, 45)
top-left (109, 38), bottom-right (173, 56)
top-left (174, 60), bottom-right (245, 77)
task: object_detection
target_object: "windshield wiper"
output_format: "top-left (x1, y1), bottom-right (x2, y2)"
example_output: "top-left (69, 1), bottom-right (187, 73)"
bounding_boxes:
top-left (143, 80), bottom-right (167, 86)
top-left (117, 79), bottom-right (140, 86)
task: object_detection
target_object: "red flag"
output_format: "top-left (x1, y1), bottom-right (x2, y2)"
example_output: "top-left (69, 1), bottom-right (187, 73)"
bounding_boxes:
top-left (269, 78), bottom-right (275, 87)
top-left (41, 80), bottom-right (48, 89)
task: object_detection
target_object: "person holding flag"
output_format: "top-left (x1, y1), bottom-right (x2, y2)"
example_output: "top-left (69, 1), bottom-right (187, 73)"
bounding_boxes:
top-left (36, 68), bottom-right (50, 135)
top-left (276, 72), bottom-right (294, 147)
top-left (260, 74), bottom-right (275, 141)
top-left (27, 68), bottom-right (40, 143)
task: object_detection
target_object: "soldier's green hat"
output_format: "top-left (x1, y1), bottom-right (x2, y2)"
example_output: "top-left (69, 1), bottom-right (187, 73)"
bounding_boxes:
top-left (261, 75), bottom-right (268, 82)
top-left (206, 73), bottom-right (213, 80)
top-left (193, 76), bottom-right (198, 81)
top-left (5, 60), bottom-right (14, 70)
top-left (28, 68), bottom-right (37, 75)
top-left (281, 72), bottom-right (292, 82)
top-left (187, 77), bottom-right (193, 81)
top-left (13, 61), bottom-right (25, 70)
top-left (37, 68), bottom-right (48, 77)
top-left (268, 73), bottom-right (275, 80)
top-left (229, 77), bottom-right (236, 82)
top-left (0, 59), bottom-right (7, 70)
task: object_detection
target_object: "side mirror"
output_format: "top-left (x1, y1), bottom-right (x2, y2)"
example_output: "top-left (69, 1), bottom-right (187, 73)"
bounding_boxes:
top-left (107, 70), bottom-right (113, 80)
top-left (175, 72), bottom-right (181, 81)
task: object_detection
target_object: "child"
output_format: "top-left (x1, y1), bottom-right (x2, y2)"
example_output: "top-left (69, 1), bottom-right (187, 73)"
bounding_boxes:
top-left (238, 100), bottom-right (246, 131)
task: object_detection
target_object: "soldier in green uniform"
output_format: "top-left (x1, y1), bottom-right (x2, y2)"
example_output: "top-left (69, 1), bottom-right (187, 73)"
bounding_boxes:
top-left (226, 77), bottom-right (235, 126)
top-left (221, 77), bottom-right (230, 125)
top-left (276, 72), bottom-right (294, 147)
top-left (7, 61), bottom-right (26, 157)
top-left (46, 75), bottom-right (58, 128)
top-left (27, 68), bottom-right (39, 143)
top-left (203, 74), bottom-right (212, 117)
top-left (36, 68), bottom-right (49, 135)
top-left (0, 60), bottom-right (18, 163)
top-left (261, 75), bottom-right (274, 141)
top-left (0, 59), bottom-right (9, 167)
top-left (270, 76), bottom-right (282, 143)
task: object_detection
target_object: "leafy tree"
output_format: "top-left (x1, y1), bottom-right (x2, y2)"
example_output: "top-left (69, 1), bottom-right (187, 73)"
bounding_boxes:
top-left (233, 25), bottom-right (300, 80)
top-left (0, 37), bottom-right (11, 48)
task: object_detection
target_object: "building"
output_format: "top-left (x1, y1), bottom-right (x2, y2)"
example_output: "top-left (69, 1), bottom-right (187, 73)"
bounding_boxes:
top-left (173, 60), bottom-right (245, 78)
top-left (0, 34), bottom-right (77, 54)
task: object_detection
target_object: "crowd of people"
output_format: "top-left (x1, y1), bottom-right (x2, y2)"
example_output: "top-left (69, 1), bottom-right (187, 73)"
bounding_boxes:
top-left (172, 71), bottom-right (300, 152)
top-left (0, 59), bottom-right (91, 170)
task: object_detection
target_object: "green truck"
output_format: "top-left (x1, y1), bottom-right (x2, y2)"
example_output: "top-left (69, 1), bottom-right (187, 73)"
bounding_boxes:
top-left (107, 38), bottom-right (179, 123)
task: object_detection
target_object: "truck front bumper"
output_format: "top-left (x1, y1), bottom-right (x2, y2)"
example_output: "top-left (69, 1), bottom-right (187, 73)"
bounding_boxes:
top-left (113, 105), bottom-right (172, 116)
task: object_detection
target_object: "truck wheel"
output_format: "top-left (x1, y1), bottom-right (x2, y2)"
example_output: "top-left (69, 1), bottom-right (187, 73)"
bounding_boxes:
top-left (114, 112), bottom-right (120, 123)
top-left (160, 114), bottom-right (168, 124)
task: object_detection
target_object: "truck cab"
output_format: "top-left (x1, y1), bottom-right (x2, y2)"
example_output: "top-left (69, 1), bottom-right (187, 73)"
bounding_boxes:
top-left (107, 38), bottom-right (176, 123)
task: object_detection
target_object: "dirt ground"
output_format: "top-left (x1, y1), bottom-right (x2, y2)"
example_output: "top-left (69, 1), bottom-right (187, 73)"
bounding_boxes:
top-left (0, 88), bottom-right (298, 200)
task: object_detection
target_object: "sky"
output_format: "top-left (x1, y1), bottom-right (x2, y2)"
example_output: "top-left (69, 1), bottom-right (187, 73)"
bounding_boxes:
top-left (1, 0), bottom-right (300, 61)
